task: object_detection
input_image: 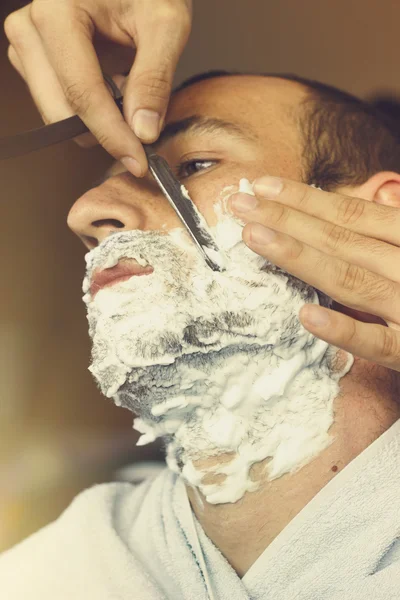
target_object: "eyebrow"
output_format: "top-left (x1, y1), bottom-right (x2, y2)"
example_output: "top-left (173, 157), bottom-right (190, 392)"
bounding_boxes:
top-left (152, 114), bottom-right (256, 148)
top-left (91, 115), bottom-right (256, 188)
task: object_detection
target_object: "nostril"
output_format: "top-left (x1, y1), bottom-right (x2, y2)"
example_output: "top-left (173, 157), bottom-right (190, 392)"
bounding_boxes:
top-left (92, 219), bottom-right (124, 228)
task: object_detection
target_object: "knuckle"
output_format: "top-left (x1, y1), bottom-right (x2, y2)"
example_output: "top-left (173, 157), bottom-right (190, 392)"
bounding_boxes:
top-left (343, 319), bottom-right (358, 346)
top-left (336, 262), bottom-right (366, 293)
top-left (154, 2), bottom-right (187, 24)
top-left (271, 203), bottom-right (288, 227)
top-left (133, 68), bottom-right (171, 104)
top-left (144, 5), bottom-right (190, 45)
top-left (323, 222), bottom-right (353, 253)
top-left (336, 195), bottom-right (365, 226)
top-left (167, 2), bottom-right (192, 35)
top-left (30, 1), bottom-right (49, 28)
top-left (64, 82), bottom-right (95, 116)
top-left (296, 184), bottom-right (313, 210)
top-left (4, 11), bottom-right (26, 47)
top-left (95, 130), bottom-right (115, 150)
top-left (287, 239), bottom-right (306, 262)
top-left (380, 328), bottom-right (400, 361)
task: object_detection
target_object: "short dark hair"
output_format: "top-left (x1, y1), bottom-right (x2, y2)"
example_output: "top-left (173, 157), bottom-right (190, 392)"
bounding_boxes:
top-left (175, 70), bottom-right (400, 191)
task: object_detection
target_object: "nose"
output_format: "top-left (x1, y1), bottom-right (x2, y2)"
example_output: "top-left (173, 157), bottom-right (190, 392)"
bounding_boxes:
top-left (67, 171), bottom-right (180, 249)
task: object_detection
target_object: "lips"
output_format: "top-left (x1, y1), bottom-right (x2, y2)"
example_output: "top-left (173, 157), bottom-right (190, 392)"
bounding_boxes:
top-left (90, 259), bottom-right (154, 298)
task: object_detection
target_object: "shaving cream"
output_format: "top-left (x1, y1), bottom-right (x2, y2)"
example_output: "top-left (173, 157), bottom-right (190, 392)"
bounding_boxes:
top-left (82, 179), bottom-right (354, 504)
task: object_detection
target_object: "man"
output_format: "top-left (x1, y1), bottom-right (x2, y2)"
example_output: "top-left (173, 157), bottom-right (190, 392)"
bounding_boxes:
top-left (2, 71), bottom-right (400, 600)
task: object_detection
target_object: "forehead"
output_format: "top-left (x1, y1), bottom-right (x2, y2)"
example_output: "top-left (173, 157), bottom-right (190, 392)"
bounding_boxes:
top-left (165, 75), bottom-right (307, 179)
top-left (167, 75), bottom-right (306, 142)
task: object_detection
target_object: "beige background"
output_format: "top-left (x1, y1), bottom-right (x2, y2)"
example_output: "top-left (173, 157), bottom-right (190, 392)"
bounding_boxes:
top-left (1, 0), bottom-right (399, 550)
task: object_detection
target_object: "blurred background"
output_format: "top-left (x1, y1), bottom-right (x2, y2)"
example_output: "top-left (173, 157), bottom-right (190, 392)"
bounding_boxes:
top-left (1, 0), bottom-right (400, 551)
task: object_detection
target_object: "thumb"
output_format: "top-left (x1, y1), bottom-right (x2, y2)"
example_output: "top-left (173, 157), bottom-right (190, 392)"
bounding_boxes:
top-left (123, 20), bottom-right (190, 143)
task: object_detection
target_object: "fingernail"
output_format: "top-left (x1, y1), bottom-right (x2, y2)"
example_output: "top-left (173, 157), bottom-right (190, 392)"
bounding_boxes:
top-left (121, 156), bottom-right (142, 178)
top-left (302, 307), bottom-right (330, 327)
top-left (253, 176), bottom-right (283, 199)
top-left (249, 224), bottom-right (277, 244)
top-left (131, 109), bottom-right (160, 142)
top-left (230, 193), bottom-right (258, 212)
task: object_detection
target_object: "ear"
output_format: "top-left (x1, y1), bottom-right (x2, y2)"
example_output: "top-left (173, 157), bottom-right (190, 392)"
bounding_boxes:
top-left (331, 171), bottom-right (398, 327)
top-left (348, 171), bottom-right (400, 207)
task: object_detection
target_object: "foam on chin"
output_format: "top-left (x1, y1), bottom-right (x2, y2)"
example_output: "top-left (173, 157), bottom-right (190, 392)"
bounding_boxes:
top-left (82, 179), bottom-right (354, 505)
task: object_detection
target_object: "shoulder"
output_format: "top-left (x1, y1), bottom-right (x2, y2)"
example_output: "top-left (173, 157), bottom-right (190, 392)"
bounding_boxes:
top-left (0, 478), bottom-right (157, 599)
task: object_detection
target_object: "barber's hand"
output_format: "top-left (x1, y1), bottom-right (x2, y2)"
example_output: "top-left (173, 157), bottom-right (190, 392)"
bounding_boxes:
top-left (4, 0), bottom-right (192, 176)
top-left (228, 176), bottom-right (400, 372)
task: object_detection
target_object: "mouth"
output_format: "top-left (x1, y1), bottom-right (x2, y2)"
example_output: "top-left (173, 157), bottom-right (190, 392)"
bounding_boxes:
top-left (90, 259), bottom-right (154, 298)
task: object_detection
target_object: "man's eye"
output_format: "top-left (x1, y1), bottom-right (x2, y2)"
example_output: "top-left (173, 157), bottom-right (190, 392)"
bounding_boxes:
top-left (177, 159), bottom-right (217, 178)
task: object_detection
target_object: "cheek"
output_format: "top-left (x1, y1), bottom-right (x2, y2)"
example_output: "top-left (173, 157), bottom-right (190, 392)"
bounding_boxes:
top-left (187, 166), bottom-right (265, 227)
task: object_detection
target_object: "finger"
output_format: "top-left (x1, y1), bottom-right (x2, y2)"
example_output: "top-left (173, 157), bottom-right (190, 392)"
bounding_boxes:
top-left (74, 76), bottom-right (129, 148)
top-left (229, 191), bottom-right (400, 284)
top-left (5, 6), bottom-right (97, 149)
top-left (299, 305), bottom-right (400, 372)
top-left (5, 6), bottom-right (75, 124)
top-left (241, 222), bottom-right (400, 326)
top-left (30, 2), bottom-right (146, 176)
top-left (123, 6), bottom-right (191, 142)
top-left (76, 74), bottom-right (131, 148)
top-left (253, 176), bottom-right (400, 247)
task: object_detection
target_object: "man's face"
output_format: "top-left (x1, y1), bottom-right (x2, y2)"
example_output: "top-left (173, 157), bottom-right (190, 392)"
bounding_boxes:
top-left (68, 75), bottom-right (306, 248)
top-left (67, 76), bottom-right (353, 503)
top-left (67, 74), bottom-right (316, 403)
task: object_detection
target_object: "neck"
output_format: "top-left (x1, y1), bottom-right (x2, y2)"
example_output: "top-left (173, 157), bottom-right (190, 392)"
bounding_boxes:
top-left (185, 356), bottom-right (400, 577)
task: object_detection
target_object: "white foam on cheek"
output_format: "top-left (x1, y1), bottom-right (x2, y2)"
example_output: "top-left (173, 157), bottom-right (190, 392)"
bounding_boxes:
top-left (181, 184), bottom-right (191, 199)
top-left (82, 178), bottom-right (354, 505)
top-left (211, 179), bottom-right (258, 255)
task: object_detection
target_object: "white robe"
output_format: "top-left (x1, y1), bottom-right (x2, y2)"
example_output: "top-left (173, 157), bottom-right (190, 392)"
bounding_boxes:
top-left (2, 418), bottom-right (400, 599)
